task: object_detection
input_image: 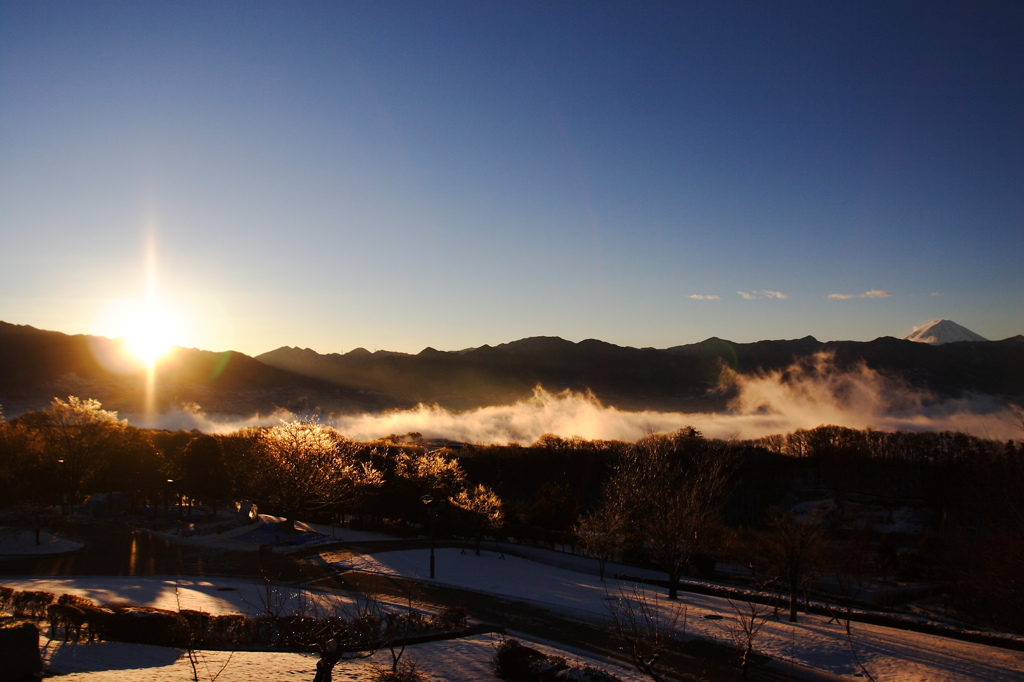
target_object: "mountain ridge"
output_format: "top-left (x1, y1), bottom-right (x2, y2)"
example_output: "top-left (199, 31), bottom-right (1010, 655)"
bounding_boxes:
top-left (2, 320), bottom-right (1021, 419)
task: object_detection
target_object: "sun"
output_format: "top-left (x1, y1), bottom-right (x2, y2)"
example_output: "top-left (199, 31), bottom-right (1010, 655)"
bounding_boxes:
top-left (95, 297), bottom-right (184, 370)
top-left (123, 306), bottom-right (175, 367)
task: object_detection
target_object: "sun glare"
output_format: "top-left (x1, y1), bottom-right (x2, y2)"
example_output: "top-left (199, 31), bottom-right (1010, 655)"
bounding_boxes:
top-left (123, 306), bottom-right (175, 366)
top-left (95, 297), bottom-right (185, 370)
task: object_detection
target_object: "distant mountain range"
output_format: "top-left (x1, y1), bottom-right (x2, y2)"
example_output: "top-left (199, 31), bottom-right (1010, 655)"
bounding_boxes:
top-left (1, 320), bottom-right (1021, 418)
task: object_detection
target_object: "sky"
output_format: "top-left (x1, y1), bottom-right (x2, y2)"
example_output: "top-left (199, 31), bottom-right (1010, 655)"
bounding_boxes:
top-left (1, 1), bottom-right (1022, 357)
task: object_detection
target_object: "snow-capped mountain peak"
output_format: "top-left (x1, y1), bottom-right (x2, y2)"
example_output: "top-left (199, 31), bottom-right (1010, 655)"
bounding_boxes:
top-left (903, 319), bottom-right (988, 345)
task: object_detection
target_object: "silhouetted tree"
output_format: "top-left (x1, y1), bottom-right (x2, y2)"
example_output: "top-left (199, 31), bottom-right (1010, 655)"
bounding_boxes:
top-left (176, 434), bottom-right (232, 514)
top-left (92, 426), bottom-right (164, 511)
top-left (521, 482), bottom-right (578, 546)
top-left (607, 428), bottom-right (736, 599)
top-left (760, 506), bottom-right (828, 623)
top-left (606, 582), bottom-right (686, 682)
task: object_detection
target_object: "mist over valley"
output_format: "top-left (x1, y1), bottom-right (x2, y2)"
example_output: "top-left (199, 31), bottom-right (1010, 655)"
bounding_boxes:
top-left (2, 320), bottom-right (1021, 443)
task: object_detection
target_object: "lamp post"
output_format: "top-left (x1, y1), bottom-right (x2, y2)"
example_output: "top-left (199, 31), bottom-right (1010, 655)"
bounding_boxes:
top-left (420, 494), bottom-right (436, 578)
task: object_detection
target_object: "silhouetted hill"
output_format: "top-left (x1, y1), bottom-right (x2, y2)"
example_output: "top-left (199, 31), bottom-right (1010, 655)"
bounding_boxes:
top-left (0, 322), bottom-right (390, 417)
top-left (2, 321), bottom-right (1022, 419)
top-left (666, 334), bottom-right (1024, 398)
top-left (260, 333), bottom-right (1024, 412)
top-left (257, 336), bottom-right (719, 412)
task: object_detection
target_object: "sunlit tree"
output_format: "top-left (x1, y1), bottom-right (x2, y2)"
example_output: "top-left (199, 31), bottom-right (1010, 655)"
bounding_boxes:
top-left (394, 447), bottom-right (465, 497)
top-left (23, 396), bottom-right (129, 506)
top-left (450, 483), bottom-right (504, 555)
top-left (374, 446), bottom-right (467, 527)
top-left (250, 420), bottom-right (383, 531)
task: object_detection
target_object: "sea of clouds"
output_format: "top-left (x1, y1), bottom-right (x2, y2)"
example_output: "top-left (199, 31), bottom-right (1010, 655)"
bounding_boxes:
top-left (138, 353), bottom-right (1022, 444)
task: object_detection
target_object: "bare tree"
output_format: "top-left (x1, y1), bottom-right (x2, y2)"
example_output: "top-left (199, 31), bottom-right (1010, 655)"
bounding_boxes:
top-left (241, 570), bottom-right (412, 682)
top-left (760, 506), bottom-right (827, 623)
top-left (818, 527), bottom-right (877, 681)
top-left (608, 429), bottom-right (735, 599)
top-left (310, 596), bottom-right (393, 682)
top-left (715, 528), bottom-right (782, 680)
top-left (723, 596), bottom-right (775, 681)
top-left (575, 500), bottom-right (627, 581)
top-left (606, 582), bottom-right (686, 682)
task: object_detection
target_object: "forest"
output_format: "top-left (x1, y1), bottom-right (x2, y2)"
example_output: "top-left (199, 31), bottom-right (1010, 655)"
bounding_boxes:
top-left (1, 396), bottom-right (1022, 638)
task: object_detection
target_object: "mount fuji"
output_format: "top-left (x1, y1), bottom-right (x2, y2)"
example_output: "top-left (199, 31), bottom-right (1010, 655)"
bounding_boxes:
top-left (903, 319), bottom-right (989, 345)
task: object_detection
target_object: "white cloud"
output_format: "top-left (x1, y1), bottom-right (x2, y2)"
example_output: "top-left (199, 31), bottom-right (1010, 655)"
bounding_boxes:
top-left (930, 291), bottom-right (943, 297)
top-left (828, 290), bottom-right (892, 300)
top-left (688, 294), bottom-right (720, 301)
top-left (738, 290), bottom-right (788, 300)
top-left (129, 357), bottom-right (1023, 444)
top-left (328, 360), bottom-right (1018, 443)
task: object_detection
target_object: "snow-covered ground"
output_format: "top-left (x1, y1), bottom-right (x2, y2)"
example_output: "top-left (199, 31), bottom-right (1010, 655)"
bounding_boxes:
top-left (3, 519), bottom-right (1024, 681)
top-left (1, 571), bottom-right (646, 681)
top-left (39, 633), bottom-right (632, 682)
top-left (327, 547), bottom-right (1024, 682)
top-left (0, 526), bottom-right (84, 555)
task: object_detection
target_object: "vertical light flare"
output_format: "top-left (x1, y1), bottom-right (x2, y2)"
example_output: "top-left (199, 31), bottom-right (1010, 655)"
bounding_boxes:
top-left (142, 228), bottom-right (159, 427)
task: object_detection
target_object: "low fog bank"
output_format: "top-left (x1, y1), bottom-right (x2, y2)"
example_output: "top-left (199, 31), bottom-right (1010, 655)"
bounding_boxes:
top-left (136, 354), bottom-right (1022, 444)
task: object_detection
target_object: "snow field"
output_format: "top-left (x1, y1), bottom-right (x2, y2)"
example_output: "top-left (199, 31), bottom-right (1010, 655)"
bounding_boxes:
top-left (329, 547), bottom-right (1024, 682)
top-left (3, 519), bottom-right (1024, 681)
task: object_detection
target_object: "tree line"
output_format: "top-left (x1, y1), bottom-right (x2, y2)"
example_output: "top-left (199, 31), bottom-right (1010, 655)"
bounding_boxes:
top-left (1, 396), bottom-right (1021, 633)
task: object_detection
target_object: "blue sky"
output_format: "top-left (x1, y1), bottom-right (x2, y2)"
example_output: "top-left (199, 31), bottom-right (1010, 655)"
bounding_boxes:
top-left (1, 1), bottom-right (1021, 356)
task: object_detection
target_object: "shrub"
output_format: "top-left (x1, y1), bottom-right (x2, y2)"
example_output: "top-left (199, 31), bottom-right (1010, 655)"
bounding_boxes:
top-left (11, 590), bottom-right (55, 618)
top-left (0, 586), bottom-right (15, 613)
top-left (493, 637), bottom-right (546, 680)
top-left (433, 605), bottom-right (468, 631)
top-left (78, 605), bottom-right (116, 642)
top-left (207, 614), bottom-right (253, 646)
top-left (492, 637), bottom-right (621, 682)
top-left (272, 614), bottom-right (324, 648)
top-left (101, 606), bottom-right (191, 647)
top-left (558, 666), bottom-right (622, 682)
top-left (47, 603), bottom-right (89, 641)
top-left (58, 593), bottom-right (95, 608)
top-left (179, 609), bottom-right (212, 644)
top-left (393, 610), bottom-right (430, 635)
top-left (371, 658), bottom-right (426, 682)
